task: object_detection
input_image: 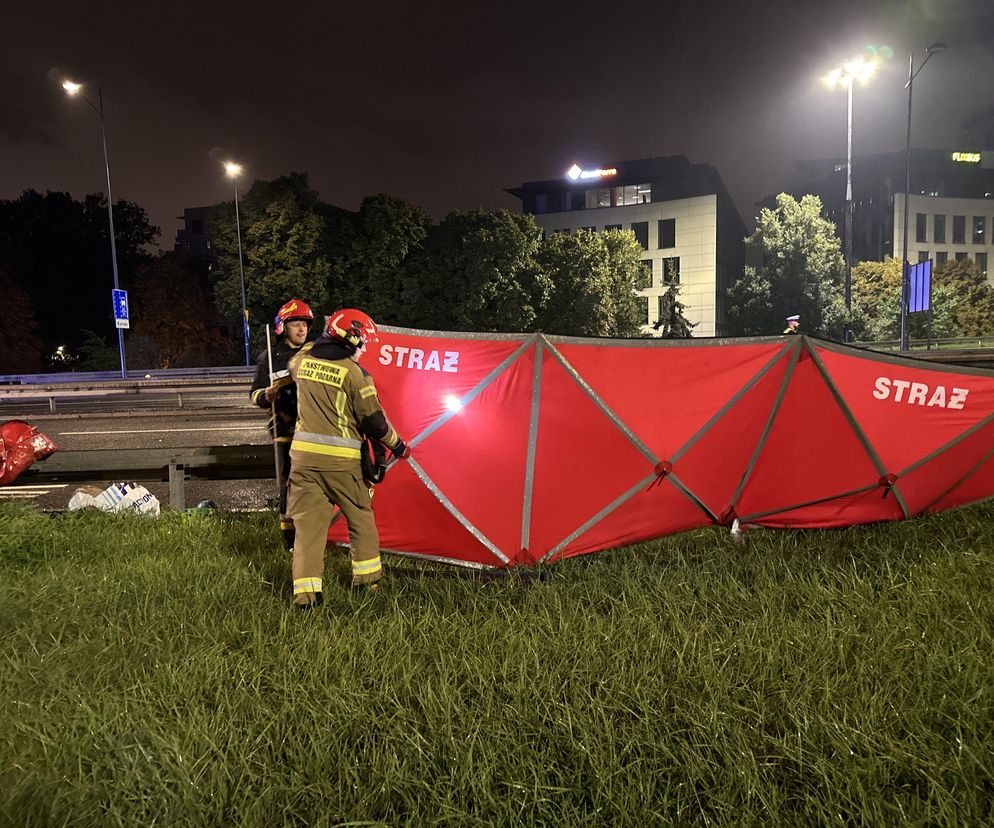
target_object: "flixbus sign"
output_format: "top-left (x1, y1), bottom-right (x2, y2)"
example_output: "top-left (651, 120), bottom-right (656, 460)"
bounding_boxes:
top-left (951, 151), bottom-right (981, 163)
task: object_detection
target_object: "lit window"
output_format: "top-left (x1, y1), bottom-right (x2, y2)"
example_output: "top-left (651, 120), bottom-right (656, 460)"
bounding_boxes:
top-left (976, 252), bottom-right (988, 275)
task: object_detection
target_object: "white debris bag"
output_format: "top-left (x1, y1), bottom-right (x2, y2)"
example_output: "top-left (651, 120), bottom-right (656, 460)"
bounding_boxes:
top-left (68, 482), bottom-right (160, 517)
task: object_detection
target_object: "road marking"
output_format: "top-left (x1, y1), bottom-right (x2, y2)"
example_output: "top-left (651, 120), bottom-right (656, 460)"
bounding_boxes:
top-left (58, 426), bottom-right (265, 435)
top-left (1, 484), bottom-right (69, 491)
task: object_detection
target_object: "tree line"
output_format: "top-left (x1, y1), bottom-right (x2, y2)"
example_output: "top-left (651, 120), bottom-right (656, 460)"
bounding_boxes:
top-left (3, 183), bottom-right (993, 375)
top-left (0, 174), bottom-right (655, 373)
top-left (726, 193), bottom-right (994, 341)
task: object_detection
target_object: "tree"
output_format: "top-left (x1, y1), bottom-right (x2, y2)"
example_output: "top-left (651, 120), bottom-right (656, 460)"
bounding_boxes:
top-left (850, 258), bottom-right (959, 341)
top-left (129, 253), bottom-right (228, 368)
top-left (725, 193), bottom-right (846, 338)
top-left (209, 173), bottom-right (331, 353)
top-left (76, 330), bottom-right (119, 371)
top-left (935, 258), bottom-right (994, 336)
top-left (400, 210), bottom-right (549, 332)
top-left (536, 229), bottom-right (644, 338)
top-left (331, 194), bottom-right (432, 323)
top-left (0, 190), bottom-right (158, 356)
top-left (0, 267), bottom-right (44, 374)
top-left (653, 261), bottom-right (697, 338)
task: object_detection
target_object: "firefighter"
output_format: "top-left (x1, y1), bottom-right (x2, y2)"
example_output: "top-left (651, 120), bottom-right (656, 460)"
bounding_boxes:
top-left (249, 298), bottom-right (314, 552)
top-left (783, 314), bottom-right (801, 335)
top-left (283, 308), bottom-right (409, 608)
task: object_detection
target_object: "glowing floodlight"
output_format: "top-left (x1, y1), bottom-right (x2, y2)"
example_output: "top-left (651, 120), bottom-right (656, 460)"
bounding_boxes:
top-left (62, 80), bottom-right (82, 96)
top-left (444, 395), bottom-right (464, 413)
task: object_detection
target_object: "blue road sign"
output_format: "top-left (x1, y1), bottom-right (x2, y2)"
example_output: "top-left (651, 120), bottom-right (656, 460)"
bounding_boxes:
top-left (909, 260), bottom-right (932, 313)
top-left (113, 289), bottom-right (130, 329)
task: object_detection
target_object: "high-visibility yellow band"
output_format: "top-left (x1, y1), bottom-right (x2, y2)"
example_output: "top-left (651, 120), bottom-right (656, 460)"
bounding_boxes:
top-left (359, 385), bottom-right (377, 399)
top-left (352, 557), bottom-right (382, 575)
top-left (291, 440), bottom-right (361, 459)
top-left (293, 577), bottom-right (323, 594)
top-left (280, 519), bottom-right (294, 529)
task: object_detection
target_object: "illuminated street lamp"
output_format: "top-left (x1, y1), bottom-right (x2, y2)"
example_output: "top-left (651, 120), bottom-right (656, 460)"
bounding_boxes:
top-left (900, 43), bottom-right (947, 351)
top-left (224, 161), bottom-right (250, 366)
top-left (61, 79), bottom-right (127, 378)
top-left (822, 56), bottom-right (879, 342)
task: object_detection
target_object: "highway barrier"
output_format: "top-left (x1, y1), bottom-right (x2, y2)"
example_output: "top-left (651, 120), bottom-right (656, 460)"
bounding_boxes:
top-left (14, 444), bottom-right (273, 509)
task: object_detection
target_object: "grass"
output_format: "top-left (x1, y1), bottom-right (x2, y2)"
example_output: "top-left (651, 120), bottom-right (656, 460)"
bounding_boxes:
top-left (1, 501), bottom-right (993, 826)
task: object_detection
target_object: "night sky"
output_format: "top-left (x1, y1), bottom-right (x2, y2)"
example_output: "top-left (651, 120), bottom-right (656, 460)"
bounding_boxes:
top-left (4, 1), bottom-right (994, 245)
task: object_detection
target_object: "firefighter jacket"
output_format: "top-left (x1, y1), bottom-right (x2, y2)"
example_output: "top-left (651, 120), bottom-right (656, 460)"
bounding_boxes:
top-left (250, 340), bottom-right (303, 440)
top-left (284, 337), bottom-right (401, 471)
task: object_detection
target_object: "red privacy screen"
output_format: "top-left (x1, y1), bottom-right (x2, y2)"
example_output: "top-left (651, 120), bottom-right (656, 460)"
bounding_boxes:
top-left (328, 330), bottom-right (994, 568)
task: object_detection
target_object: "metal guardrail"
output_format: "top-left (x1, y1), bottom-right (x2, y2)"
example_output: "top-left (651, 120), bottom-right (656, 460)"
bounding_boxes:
top-left (0, 374), bottom-right (254, 415)
top-left (14, 444), bottom-right (273, 509)
top-left (0, 366), bottom-right (255, 385)
top-left (852, 336), bottom-right (994, 351)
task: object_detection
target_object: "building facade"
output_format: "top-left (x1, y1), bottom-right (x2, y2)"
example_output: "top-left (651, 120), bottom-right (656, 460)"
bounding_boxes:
top-left (771, 149), bottom-right (994, 281)
top-left (508, 156), bottom-right (745, 337)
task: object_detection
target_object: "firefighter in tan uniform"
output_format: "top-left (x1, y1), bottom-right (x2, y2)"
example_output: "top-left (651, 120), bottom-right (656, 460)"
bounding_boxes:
top-left (283, 308), bottom-right (409, 608)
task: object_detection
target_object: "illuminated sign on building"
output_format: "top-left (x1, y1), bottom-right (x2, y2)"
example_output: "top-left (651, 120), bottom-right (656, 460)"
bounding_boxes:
top-left (952, 152), bottom-right (981, 163)
top-left (566, 163), bottom-right (619, 181)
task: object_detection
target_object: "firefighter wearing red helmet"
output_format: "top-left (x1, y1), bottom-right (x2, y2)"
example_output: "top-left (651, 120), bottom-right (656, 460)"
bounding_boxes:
top-left (249, 298), bottom-right (314, 552)
top-left (278, 308), bottom-right (409, 607)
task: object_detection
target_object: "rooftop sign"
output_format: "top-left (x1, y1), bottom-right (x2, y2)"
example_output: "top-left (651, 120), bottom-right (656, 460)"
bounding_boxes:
top-left (951, 152), bottom-right (981, 163)
top-left (566, 163), bottom-right (618, 181)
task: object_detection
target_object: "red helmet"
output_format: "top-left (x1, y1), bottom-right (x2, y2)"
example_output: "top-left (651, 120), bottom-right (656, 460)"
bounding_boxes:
top-left (273, 299), bottom-right (314, 336)
top-left (326, 308), bottom-right (378, 349)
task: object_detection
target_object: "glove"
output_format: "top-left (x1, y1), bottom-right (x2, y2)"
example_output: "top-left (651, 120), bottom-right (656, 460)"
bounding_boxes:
top-left (392, 440), bottom-right (411, 460)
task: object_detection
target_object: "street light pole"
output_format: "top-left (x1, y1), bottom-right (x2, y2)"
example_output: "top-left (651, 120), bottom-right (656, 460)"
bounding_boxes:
top-left (225, 162), bottom-right (250, 366)
top-left (822, 56), bottom-right (878, 343)
top-left (845, 75), bottom-right (854, 343)
top-left (63, 81), bottom-right (126, 378)
top-left (900, 43), bottom-right (946, 352)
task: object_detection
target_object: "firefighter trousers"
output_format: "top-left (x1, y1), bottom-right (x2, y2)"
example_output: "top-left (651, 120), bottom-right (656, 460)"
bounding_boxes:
top-left (287, 464), bottom-right (382, 602)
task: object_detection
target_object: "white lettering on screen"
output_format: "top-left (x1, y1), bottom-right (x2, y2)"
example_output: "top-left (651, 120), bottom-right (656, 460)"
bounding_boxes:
top-left (873, 377), bottom-right (968, 409)
top-left (379, 344), bottom-right (459, 373)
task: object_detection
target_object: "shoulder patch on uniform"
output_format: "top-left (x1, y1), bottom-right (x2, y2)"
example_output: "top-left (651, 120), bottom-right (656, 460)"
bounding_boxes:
top-left (359, 385), bottom-right (377, 399)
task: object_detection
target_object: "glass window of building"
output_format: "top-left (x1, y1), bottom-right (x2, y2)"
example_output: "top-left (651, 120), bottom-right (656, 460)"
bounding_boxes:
top-left (637, 259), bottom-right (652, 289)
top-left (662, 257), bottom-right (681, 285)
top-left (641, 297), bottom-right (650, 326)
top-left (953, 215), bottom-right (966, 244)
top-left (955, 252), bottom-right (968, 261)
top-left (580, 226), bottom-right (596, 233)
top-left (934, 215), bottom-right (945, 243)
top-left (585, 190), bottom-right (598, 209)
top-left (605, 224), bottom-right (622, 231)
top-left (597, 188), bottom-right (612, 208)
top-left (637, 184), bottom-right (652, 204)
top-left (936, 251), bottom-right (948, 265)
top-left (973, 216), bottom-right (986, 244)
top-left (570, 191), bottom-right (585, 211)
top-left (918, 251), bottom-right (929, 262)
top-left (631, 221), bottom-right (649, 250)
top-left (657, 218), bottom-right (676, 249)
top-left (976, 252), bottom-right (988, 275)
top-left (534, 194), bottom-right (547, 214)
top-left (915, 213), bottom-right (927, 243)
